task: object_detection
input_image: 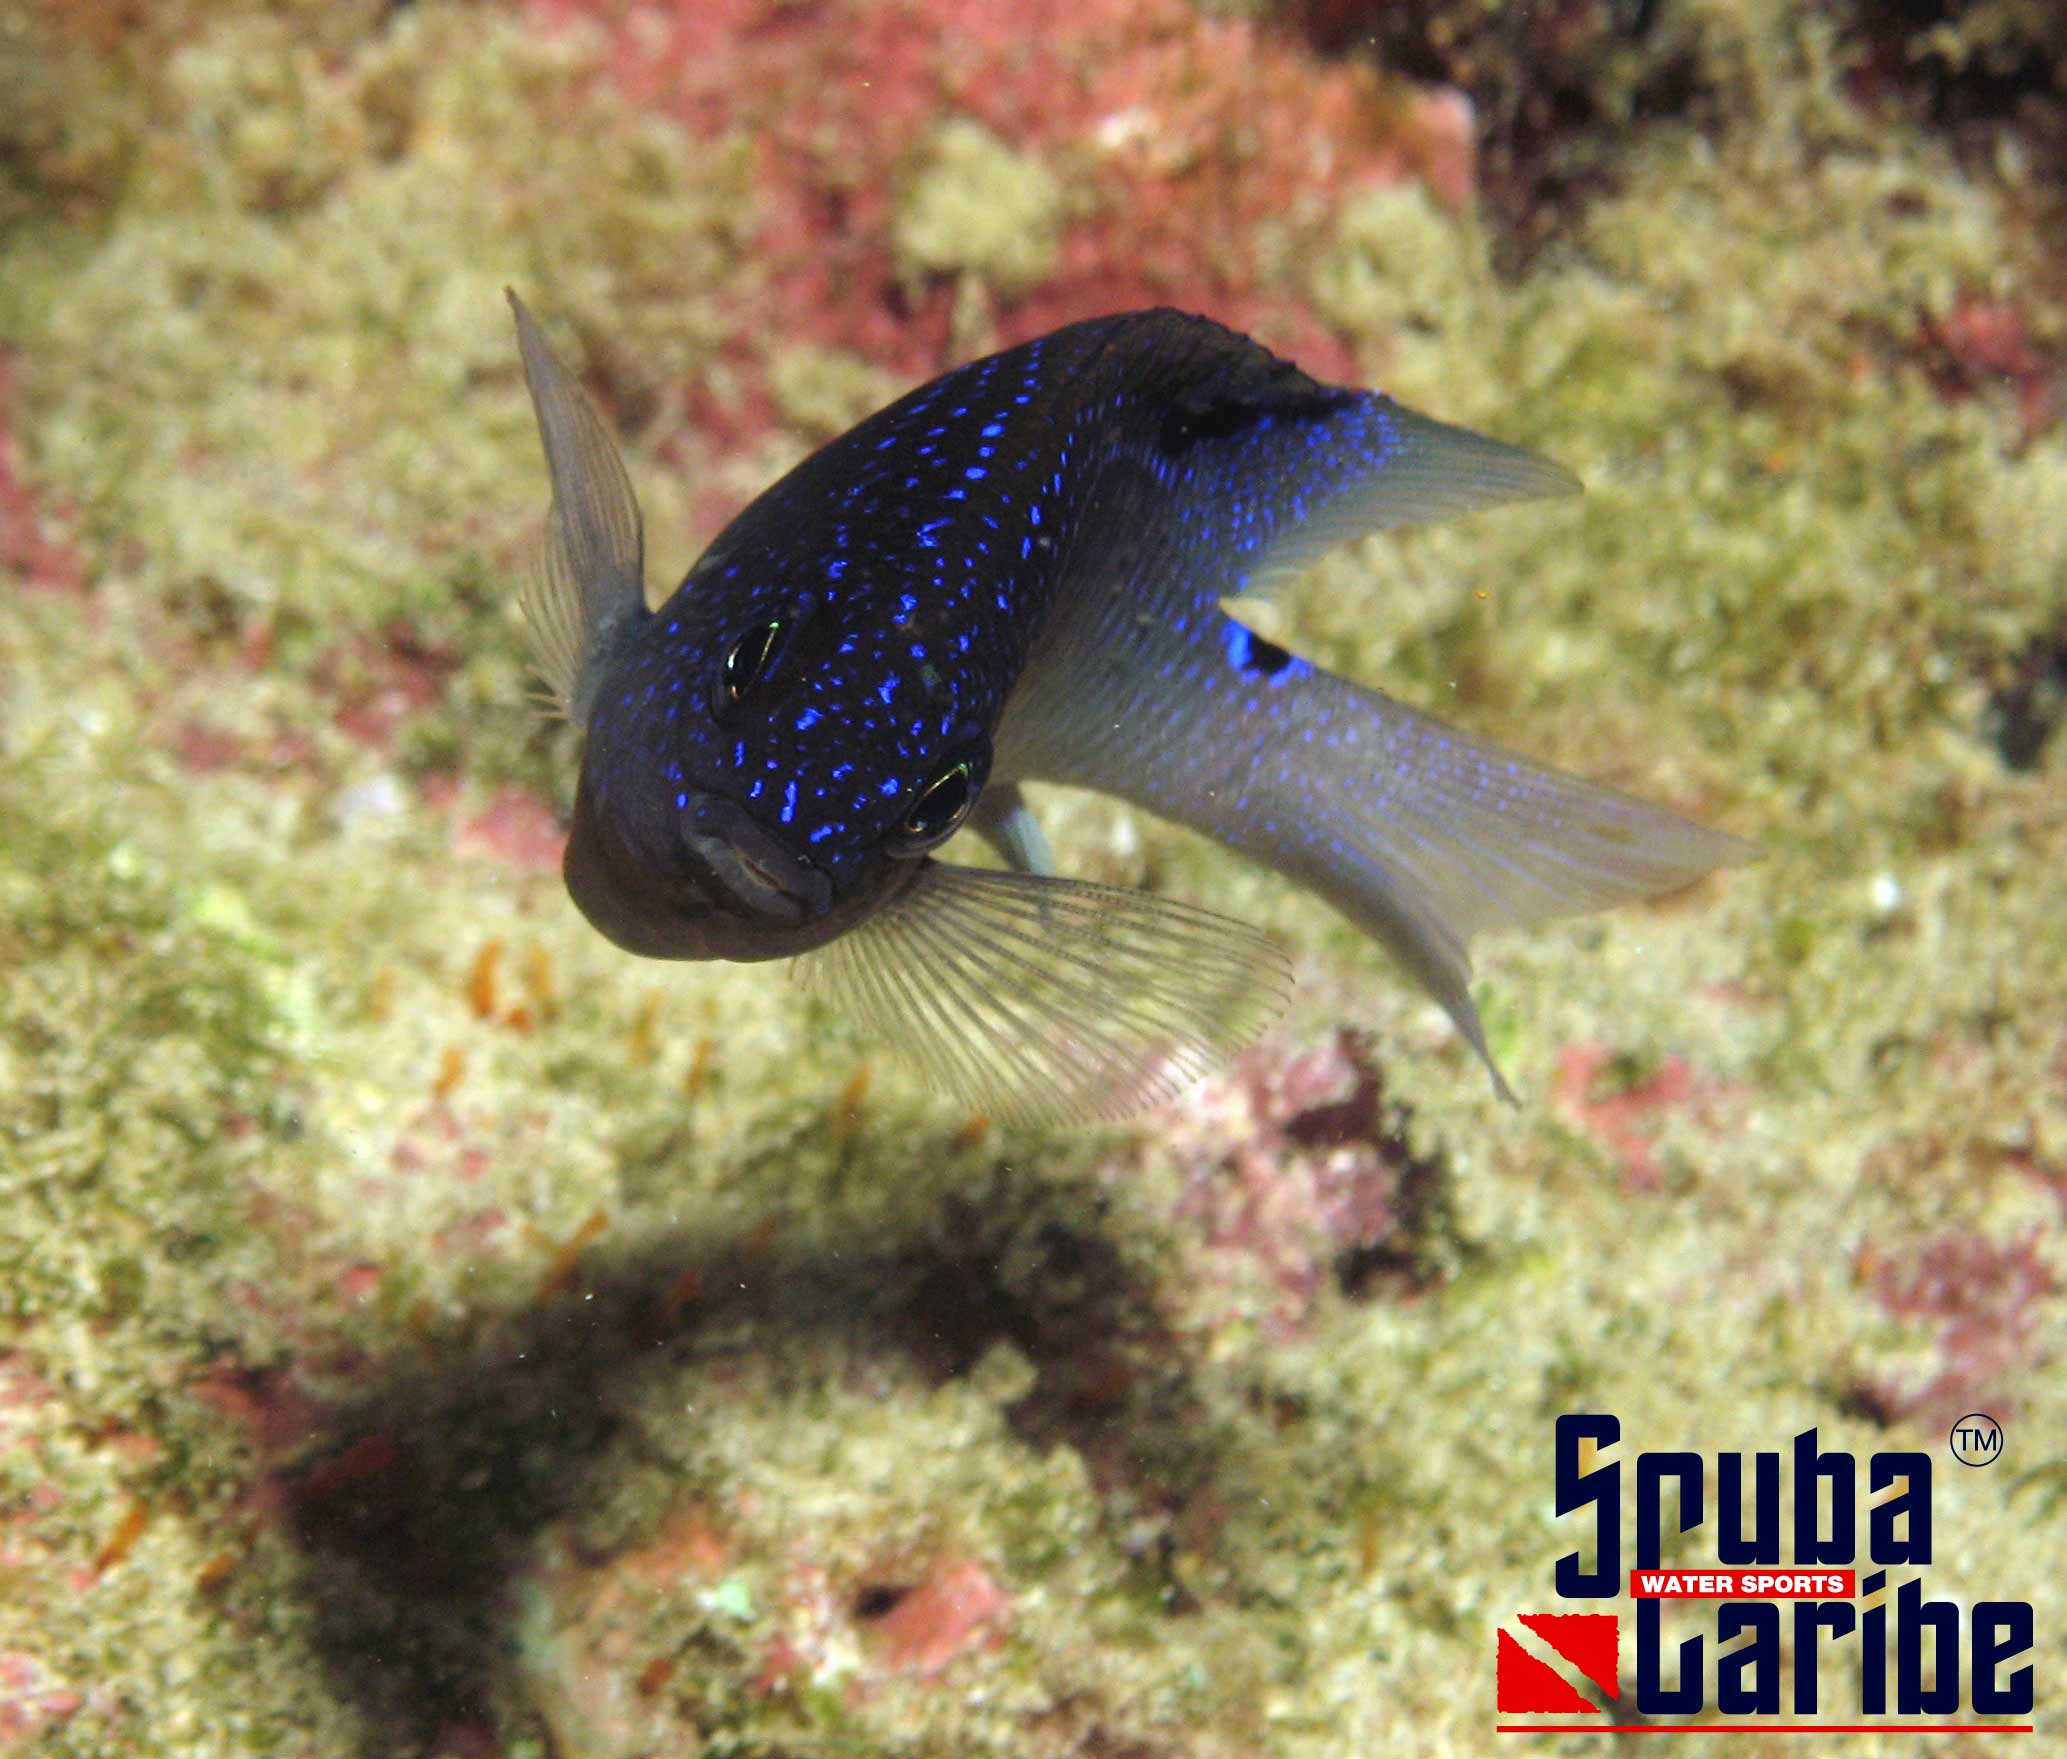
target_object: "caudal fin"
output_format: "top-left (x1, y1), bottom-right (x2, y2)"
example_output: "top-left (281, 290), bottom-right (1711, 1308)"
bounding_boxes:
top-left (1007, 615), bottom-right (1751, 1102)
top-left (1261, 678), bottom-right (1751, 1099)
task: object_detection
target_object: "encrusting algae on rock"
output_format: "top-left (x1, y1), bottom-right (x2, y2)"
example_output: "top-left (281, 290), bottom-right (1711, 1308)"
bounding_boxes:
top-left (511, 293), bottom-right (1748, 1120)
top-left (1, 0), bottom-right (2065, 1754)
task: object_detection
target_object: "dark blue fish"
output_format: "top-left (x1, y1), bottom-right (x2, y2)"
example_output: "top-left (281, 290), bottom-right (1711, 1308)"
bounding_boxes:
top-left (511, 295), bottom-right (1748, 1121)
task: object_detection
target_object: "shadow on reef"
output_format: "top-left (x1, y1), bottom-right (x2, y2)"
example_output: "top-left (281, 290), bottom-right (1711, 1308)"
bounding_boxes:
top-left (1987, 615), bottom-right (2067, 772)
top-left (279, 1149), bottom-right (1216, 1745)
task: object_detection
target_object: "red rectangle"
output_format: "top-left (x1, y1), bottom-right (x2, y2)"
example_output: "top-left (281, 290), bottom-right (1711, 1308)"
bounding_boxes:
top-left (1629, 1568), bottom-right (1855, 1599)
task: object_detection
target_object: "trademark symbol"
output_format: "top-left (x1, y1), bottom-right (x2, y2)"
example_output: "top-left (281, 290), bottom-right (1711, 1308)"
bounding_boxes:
top-left (1949, 1412), bottom-right (2003, 1467)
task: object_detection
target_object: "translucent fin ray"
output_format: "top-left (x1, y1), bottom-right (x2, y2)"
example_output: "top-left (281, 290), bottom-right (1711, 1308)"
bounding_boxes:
top-left (1334, 691), bottom-right (1756, 942)
top-left (794, 864), bottom-right (1291, 1124)
top-left (1240, 404), bottom-right (1580, 597)
top-left (508, 291), bottom-right (647, 724)
top-left (1283, 700), bottom-right (1750, 1101)
top-left (995, 561), bottom-right (1749, 1102)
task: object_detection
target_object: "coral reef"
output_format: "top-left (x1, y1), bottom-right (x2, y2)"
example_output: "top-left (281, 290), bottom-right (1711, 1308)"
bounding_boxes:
top-left (1, 0), bottom-right (2063, 1753)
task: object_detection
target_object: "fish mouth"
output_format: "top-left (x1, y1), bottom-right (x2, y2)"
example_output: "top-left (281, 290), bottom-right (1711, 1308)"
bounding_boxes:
top-left (563, 772), bottom-right (839, 963)
top-left (678, 797), bottom-right (831, 925)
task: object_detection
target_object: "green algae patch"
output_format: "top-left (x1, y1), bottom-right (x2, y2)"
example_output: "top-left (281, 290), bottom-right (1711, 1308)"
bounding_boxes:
top-left (0, 0), bottom-right (2064, 1754)
top-left (893, 118), bottom-right (1066, 296)
top-left (12, 4), bottom-right (744, 653)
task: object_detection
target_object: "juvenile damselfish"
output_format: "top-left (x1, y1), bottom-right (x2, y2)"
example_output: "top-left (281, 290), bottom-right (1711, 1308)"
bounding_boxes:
top-left (511, 295), bottom-right (1747, 1122)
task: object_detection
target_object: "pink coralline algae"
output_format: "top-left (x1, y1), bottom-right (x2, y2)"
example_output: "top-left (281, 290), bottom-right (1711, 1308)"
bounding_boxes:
top-left (190, 1361), bottom-right (335, 1459)
top-left (0, 353), bottom-right (85, 597)
top-left (451, 785), bottom-right (568, 873)
top-left (1554, 1041), bottom-right (1742, 1193)
top-left (1918, 293), bottom-right (2060, 448)
top-left (1164, 1031), bottom-right (1446, 1336)
top-left (417, 775), bottom-right (568, 874)
top-left (865, 1558), bottom-right (1011, 1679)
top-left (0, 1356), bottom-right (56, 1460)
top-left (529, 0), bottom-right (1472, 495)
top-left (0, 1651), bottom-right (82, 1751)
top-left (1859, 1229), bottom-right (2057, 1427)
top-left (0, 1362), bottom-right (64, 1615)
top-left (313, 625), bottom-right (459, 755)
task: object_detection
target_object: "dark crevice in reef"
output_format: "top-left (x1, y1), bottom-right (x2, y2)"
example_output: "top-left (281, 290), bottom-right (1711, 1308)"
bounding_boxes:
top-left (1281, 1033), bottom-right (1481, 1303)
top-left (1843, 1), bottom-right (2067, 145)
top-left (1986, 618), bottom-right (2067, 773)
top-left (1288, 2), bottom-right (2067, 272)
top-left (1842, 1), bottom-right (2067, 252)
top-left (1284, 0), bottom-right (1722, 269)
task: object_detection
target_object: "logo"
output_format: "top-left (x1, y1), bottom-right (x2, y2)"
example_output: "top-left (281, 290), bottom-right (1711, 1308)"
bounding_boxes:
top-left (1494, 1414), bottom-right (2038, 1734)
top-left (1498, 1614), bottom-right (1619, 1713)
top-left (1951, 1414), bottom-right (2004, 1468)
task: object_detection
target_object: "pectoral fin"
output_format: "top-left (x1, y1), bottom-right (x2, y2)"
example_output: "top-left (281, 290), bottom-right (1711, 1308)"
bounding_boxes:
top-left (508, 291), bottom-right (647, 725)
top-left (793, 863), bottom-right (1291, 1124)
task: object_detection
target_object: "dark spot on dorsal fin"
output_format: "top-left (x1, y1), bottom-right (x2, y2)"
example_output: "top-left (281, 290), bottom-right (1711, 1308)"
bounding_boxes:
top-left (1159, 377), bottom-right (1353, 453)
top-left (1147, 313), bottom-right (1355, 453)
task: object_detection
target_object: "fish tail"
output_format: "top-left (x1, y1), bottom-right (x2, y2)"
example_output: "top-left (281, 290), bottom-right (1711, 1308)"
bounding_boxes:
top-left (1228, 664), bottom-right (1753, 1095)
top-left (1010, 623), bottom-right (1751, 1098)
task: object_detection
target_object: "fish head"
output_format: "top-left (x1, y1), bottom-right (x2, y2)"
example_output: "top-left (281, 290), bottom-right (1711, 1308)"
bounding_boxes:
top-left (564, 579), bottom-right (993, 962)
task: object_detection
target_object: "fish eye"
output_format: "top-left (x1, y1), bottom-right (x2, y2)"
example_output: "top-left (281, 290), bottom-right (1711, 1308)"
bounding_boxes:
top-left (721, 618), bottom-right (785, 709)
top-left (886, 759), bottom-right (975, 857)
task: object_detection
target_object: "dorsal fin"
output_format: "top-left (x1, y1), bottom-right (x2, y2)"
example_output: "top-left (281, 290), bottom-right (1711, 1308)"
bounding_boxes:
top-left (1232, 397), bottom-right (1579, 595)
top-left (1099, 309), bottom-right (1580, 601)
